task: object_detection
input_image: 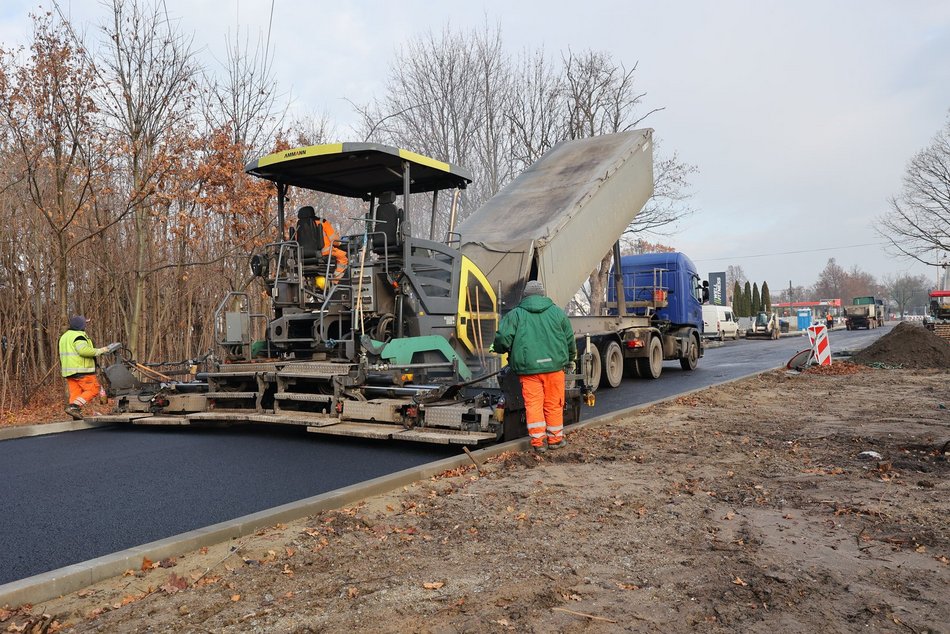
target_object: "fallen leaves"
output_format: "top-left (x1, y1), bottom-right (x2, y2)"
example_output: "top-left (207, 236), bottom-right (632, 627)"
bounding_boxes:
top-left (732, 576), bottom-right (748, 587)
top-left (801, 467), bottom-right (846, 476)
top-left (160, 573), bottom-right (189, 595)
top-left (194, 575), bottom-right (221, 587)
top-left (422, 581), bottom-right (444, 590)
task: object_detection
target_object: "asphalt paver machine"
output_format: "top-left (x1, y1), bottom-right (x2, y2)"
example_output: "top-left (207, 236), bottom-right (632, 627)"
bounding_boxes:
top-left (96, 131), bottom-right (657, 445)
top-left (98, 143), bottom-right (576, 444)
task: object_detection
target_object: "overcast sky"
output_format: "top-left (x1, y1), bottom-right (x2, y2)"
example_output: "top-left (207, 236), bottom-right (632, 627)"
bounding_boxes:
top-left (2, 0), bottom-right (949, 292)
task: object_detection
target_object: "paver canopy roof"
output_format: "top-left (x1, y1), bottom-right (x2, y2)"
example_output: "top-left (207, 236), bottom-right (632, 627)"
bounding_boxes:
top-left (245, 142), bottom-right (472, 198)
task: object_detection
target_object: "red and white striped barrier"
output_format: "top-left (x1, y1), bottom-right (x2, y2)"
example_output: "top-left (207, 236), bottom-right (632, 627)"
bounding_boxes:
top-left (806, 323), bottom-right (832, 366)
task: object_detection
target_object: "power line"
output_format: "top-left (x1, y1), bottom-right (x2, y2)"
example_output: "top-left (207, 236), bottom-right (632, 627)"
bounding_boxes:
top-left (692, 242), bottom-right (886, 263)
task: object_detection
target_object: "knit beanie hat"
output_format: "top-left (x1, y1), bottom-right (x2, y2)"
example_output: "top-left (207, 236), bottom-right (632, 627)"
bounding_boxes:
top-left (69, 315), bottom-right (87, 330)
top-left (524, 280), bottom-right (545, 297)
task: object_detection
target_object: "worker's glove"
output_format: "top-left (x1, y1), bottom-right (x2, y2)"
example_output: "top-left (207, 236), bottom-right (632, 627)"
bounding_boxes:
top-left (105, 342), bottom-right (122, 353)
top-left (566, 361), bottom-right (576, 374)
top-left (488, 343), bottom-right (496, 354)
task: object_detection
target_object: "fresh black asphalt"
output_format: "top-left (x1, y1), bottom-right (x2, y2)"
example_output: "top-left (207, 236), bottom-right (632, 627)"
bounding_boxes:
top-left (0, 427), bottom-right (455, 585)
top-left (1, 326), bottom-right (889, 585)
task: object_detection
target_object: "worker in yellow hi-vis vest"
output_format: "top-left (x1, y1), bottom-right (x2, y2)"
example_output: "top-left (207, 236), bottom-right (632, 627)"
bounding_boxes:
top-left (59, 315), bottom-right (120, 420)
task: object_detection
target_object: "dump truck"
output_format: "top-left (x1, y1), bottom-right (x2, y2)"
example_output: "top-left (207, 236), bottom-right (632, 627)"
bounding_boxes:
top-left (599, 252), bottom-right (706, 382)
top-left (457, 134), bottom-right (704, 391)
top-left (94, 130), bottom-right (667, 445)
top-left (924, 263), bottom-right (950, 340)
top-left (844, 296), bottom-right (886, 330)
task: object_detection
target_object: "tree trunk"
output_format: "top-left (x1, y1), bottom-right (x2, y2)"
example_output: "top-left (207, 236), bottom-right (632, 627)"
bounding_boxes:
top-left (587, 251), bottom-right (613, 316)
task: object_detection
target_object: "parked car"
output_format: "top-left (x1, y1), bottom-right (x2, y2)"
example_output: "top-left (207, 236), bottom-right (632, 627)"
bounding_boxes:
top-left (702, 305), bottom-right (740, 341)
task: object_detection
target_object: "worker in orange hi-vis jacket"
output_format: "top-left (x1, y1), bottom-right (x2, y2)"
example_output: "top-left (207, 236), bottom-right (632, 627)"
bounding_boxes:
top-left (318, 215), bottom-right (348, 281)
top-left (490, 280), bottom-right (577, 454)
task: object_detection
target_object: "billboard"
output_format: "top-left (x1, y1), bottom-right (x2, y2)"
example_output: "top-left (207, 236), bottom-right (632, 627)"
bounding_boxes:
top-left (708, 272), bottom-right (726, 306)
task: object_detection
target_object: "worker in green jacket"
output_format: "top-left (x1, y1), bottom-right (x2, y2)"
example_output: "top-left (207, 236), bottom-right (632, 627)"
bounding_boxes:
top-left (491, 280), bottom-right (577, 453)
top-left (59, 315), bottom-right (120, 420)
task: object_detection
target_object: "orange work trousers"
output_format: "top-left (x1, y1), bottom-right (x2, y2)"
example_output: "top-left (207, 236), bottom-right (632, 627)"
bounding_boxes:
top-left (323, 245), bottom-right (349, 279)
top-left (519, 370), bottom-right (565, 447)
top-left (66, 373), bottom-right (101, 407)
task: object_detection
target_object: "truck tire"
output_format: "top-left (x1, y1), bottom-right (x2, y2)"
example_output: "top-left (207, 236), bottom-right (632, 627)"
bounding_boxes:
top-left (600, 340), bottom-right (624, 388)
top-left (584, 343), bottom-right (602, 393)
top-left (637, 337), bottom-right (663, 379)
top-left (679, 334), bottom-right (699, 371)
top-left (623, 357), bottom-right (641, 379)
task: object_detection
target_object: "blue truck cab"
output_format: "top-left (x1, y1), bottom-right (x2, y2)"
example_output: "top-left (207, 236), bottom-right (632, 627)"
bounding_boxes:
top-left (608, 252), bottom-right (705, 330)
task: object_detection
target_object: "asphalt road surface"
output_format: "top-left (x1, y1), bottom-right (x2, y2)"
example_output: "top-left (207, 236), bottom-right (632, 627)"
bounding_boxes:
top-left (589, 326), bottom-right (888, 416)
top-left (0, 326), bottom-right (889, 585)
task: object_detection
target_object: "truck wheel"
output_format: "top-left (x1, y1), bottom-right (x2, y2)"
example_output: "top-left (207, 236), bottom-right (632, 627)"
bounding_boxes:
top-left (623, 357), bottom-right (641, 379)
top-left (584, 344), bottom-right (602, 393)
top-left (637, 337), bottom-right (663, 379)
top-left (600, 340), bottom-right (624, 388)
top-left (679, 335), bottom-right (699, 371)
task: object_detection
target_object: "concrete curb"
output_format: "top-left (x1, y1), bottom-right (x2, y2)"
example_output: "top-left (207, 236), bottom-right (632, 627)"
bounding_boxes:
top-left (0, 420), bottom-right (112, 442)
top-left (0, 365), bottom-right (783, 608)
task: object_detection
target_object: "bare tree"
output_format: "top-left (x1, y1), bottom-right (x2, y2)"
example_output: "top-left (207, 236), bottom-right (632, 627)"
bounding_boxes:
top-left (879, 113), bottom-right (950, 265)
top-left (202, 21), bottom-right (284, 163)
top-left (352, 22), bottom-right (508, 235)
top-left (812, 258), bottom-right (848, 301)
top-left (726, 265), bottom-right (747, 295)
top-left (881, 273), bottom-right (929, 317)
top-left (0, 12), bottom-right (103, 382)
top-left (507, 48), bottom-right (564, 173)
top-left (95, 0), bottom-right (198, 357)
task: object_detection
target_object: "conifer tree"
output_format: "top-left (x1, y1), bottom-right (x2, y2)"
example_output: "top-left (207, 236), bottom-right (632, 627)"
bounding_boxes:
top-left (743, 281), bottom-right (752, 317)
top-left (732, 281), bottom-right (742, 315)
top-left (752, 283), bottom-right (761, 313)
top-left (762, 281), bottom-right (772, 313)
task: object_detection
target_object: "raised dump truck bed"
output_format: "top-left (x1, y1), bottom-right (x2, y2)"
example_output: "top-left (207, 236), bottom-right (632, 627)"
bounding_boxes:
top-left (458, 130), bottom-right (654, 309)
top-left (459, 130), bottom-right (703, 390)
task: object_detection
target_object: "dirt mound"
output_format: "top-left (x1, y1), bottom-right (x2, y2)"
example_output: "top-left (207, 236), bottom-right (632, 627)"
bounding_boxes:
top-left (851, 321), bottom-right (950, 368)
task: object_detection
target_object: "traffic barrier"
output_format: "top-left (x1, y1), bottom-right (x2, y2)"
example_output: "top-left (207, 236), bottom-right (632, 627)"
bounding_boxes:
top-left (806, 323), bottom-right (832, 366)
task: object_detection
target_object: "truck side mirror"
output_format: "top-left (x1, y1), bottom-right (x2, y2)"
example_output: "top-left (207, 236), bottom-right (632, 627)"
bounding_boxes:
top-left (701, 281), bottom-right (710, 303)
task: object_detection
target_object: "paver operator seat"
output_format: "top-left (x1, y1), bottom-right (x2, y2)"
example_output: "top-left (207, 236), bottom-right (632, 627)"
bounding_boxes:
top-left (373, 191), bottom-right (402, 255)
top-left (293, 205), bottom-right (325, 267)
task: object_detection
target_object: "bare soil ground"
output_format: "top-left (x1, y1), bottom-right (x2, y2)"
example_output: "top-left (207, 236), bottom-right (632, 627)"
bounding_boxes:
top-left (3, 364), bottom-right (949, 633)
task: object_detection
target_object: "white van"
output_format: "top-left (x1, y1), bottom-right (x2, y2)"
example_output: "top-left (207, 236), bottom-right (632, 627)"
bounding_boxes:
top-left (702, 305), bottom-right (740, 341)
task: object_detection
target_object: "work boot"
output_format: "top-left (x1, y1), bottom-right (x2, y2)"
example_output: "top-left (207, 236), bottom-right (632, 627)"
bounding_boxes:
top-left (65, 404), bottom-right (83, 421)
top-left (548, 438), bottom-right (567, 450)
top-left (532, 444), bottom-right (547, 455)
